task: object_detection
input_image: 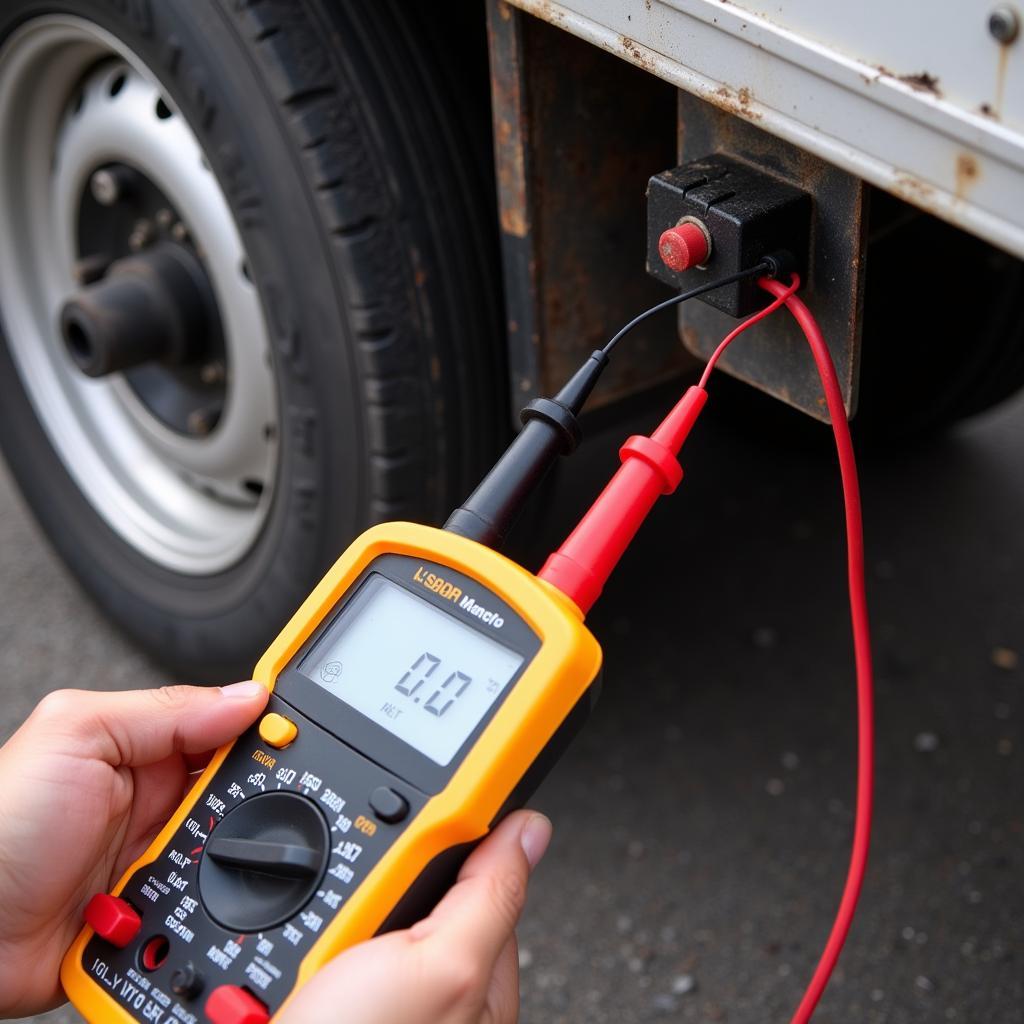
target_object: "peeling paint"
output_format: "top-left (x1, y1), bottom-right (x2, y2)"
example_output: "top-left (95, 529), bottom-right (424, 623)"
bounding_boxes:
top-left (955, 153), bottom-right (981, 200)
top-left (897, 71), bottom-right (942, 97)
top-left (892, 171), bottom-right (937, 212)
top-left (532, 0), bottom-right (567, 27)
top-left (710, 83), bottom-right (762, 121)
top-left (499, 209), bottom-right (528, 237)
top-left (619, 35), bottom-right (656, 71)
top-left (488, 8), bottom-right (530, 241)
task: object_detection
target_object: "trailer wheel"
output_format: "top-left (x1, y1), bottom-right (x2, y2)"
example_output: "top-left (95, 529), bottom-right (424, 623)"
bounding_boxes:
top-left (856, 197), bottom-right (1024, 438)
top-left (0, 1), bottom-right (503, 679)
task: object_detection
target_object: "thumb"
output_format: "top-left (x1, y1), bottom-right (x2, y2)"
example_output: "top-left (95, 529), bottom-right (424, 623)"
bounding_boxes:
top-left (411, 810), bottom-right (552, 961)
top-left (27, 682), bottom-right (269, 767)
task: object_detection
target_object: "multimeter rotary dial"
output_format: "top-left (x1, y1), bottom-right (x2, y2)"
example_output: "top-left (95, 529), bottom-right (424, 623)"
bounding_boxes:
top-left (198, 791), bottom-right (330, 933)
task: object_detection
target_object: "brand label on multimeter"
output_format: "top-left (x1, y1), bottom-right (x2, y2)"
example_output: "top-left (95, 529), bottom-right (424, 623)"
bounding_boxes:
top-left (77, 550), bottom-right (555, 1020)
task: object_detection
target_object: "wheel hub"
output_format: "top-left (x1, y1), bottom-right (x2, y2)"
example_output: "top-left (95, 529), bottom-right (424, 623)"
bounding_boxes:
top-left (61, 240), bottom-right (225, 434)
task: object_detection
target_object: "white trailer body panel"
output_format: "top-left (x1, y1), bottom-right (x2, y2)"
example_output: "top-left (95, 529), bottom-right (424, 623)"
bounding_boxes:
top-left (506, 0), bottom-right (1024, 258)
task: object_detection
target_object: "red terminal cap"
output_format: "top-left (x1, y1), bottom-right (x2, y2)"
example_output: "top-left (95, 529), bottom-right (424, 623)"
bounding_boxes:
top-left (206, 985), bottom-right (270, 1024)
top-left (658, 221), bottom-right (709, 272)
top-left (83, 894), bottom-right (142, 948)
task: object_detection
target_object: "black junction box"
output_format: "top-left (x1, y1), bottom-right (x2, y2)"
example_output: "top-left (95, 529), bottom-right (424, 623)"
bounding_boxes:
top-left (646, 155), bottom-right (812, 318)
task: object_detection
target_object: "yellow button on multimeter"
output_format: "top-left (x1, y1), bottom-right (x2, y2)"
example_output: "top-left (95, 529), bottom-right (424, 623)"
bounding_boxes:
top-left (258, 713), bottom-right (298, 749)
top-left (62, 522), bottom-right (602, 1023)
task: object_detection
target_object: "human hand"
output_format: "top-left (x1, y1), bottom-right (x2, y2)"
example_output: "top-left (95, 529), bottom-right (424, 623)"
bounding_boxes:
top-left (276, 809), bottom-right (552, 1024)
top-left (0, 682), bottom-right (269, 1016)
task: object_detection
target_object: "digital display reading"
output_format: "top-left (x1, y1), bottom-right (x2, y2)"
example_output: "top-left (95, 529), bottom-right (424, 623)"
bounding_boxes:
top-left (300, 576), bottom-right (526, 766)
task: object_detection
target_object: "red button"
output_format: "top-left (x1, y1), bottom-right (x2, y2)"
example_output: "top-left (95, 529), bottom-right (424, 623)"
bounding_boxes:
top-left (658, 221), bottom-right (710, 272)
top-left (205, 985), bottom-right (270, 1024)
top-left (83, 894), bottom-right (142, 948)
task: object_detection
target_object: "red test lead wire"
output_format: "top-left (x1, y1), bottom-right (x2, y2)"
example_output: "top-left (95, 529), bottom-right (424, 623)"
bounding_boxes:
top-left (538, 276), bottom-right (874, 1022)
top-left (756, 278), bottom-right (875, 1024)
top-left (699, 274), bottom-right (801, 389)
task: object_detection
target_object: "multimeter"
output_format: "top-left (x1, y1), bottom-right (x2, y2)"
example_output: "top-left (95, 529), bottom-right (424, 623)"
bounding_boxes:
top-left (58, 272), bottom-right (867, 1024)
top-left (62, 521), bottom-right (602, 1023)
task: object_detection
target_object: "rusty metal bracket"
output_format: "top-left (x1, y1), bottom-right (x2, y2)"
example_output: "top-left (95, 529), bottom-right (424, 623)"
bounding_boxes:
top-left (485, 0), bottom-right (690, 417)
top-left (485, 2), bottom-right (867, 422)
top-left (674, 93), bottom-right (868, 420)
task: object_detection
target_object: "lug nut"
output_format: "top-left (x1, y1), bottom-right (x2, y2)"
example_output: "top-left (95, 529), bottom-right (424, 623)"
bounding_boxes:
top-left (90, 166), bottom-right (136, 207)
top-left (658, 220), bottom-right (711, 272)
top-left (199, 361), bottom-right (226, 385)
top-left (187, 406), bottom-right (220, 436)
top-left (129, 219), bottom-right (156, 252)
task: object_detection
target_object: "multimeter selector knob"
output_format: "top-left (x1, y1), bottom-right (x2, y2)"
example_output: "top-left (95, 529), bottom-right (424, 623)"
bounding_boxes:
top-left (198, 792), bottom-right (330, 933)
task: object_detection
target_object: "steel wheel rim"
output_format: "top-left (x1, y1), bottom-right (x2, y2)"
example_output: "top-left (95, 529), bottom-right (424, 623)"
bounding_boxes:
top-left (0, 16), bottom-right (279, 575)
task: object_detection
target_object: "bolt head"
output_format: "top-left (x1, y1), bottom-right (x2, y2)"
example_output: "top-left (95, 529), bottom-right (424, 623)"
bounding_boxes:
top-left (90, 168), bottom-right (121, 206)
top-left (989, 5), bottom-right (1019, 42)
top-left (187, 408), bottom-right (218, 436)
top-left (128, 219), bottom-right (156, 252)
top-left (199, 361), bottom-right (226, 385)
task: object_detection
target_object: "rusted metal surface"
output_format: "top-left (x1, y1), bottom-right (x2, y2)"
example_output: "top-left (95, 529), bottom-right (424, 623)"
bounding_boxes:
top-left (503, 0), bottom-right (1024, 261)
top-left (486, 0), bottom-right (693, 414)
top-left (486, 1), bottom-right (540, 413)
top-left (674, 91), bottom-right (867, 420)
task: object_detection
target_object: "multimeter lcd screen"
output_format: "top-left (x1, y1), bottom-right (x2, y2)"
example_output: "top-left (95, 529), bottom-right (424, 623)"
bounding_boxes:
top-left (300, 576), bottom-right (525, 766)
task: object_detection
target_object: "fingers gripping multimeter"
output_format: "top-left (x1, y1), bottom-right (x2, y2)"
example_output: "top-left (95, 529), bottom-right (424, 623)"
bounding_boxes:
top-left (62, 522), bottom-right (602, 1023)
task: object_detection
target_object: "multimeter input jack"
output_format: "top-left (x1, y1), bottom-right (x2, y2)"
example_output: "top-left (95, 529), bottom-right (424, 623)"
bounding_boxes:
top-left (139, 934), bottom-right (170, 972)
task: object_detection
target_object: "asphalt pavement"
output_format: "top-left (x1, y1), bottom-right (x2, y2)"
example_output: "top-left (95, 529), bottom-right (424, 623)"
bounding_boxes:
top-left (2, 386), bottom-right (1021, 1024)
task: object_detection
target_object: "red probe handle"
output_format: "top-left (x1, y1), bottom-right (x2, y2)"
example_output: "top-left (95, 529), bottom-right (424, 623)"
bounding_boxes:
top-left (538, 386), bottom-right (707, 613)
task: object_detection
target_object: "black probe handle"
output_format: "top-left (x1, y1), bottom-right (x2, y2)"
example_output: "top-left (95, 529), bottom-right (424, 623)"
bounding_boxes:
top-left (444, 418), bottom-right (568, 549)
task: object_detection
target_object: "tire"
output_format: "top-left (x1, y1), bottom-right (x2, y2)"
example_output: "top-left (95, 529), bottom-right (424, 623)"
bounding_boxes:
top-left (0, 0), bottom-right (504, 680)
top-left (855, 191), bottom-right (1024, 439)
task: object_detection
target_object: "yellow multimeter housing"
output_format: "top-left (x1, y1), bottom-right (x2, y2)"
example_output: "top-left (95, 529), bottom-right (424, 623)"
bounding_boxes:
top-left (62, 522), bottom-right (602, 1022)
